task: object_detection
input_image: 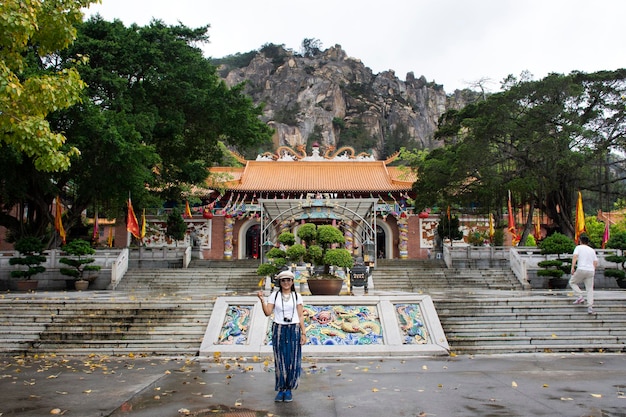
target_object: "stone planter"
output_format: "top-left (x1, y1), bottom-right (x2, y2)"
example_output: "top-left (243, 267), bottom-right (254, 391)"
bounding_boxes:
top-left (16, 280), bottom-right (38, 292)
top-left (549, 277), bottom-right (570, 289)
top-left (74, 280), bottom-right (89, 291)
top-left (307, 278), bottom-right (343, 295)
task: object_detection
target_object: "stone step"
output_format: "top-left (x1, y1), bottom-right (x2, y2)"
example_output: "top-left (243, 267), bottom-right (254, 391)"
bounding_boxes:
top-left (446, 334), bottom-right (623, 346)
top-left (24, 340), bottom-right (202, 352)
top-left (441, 319), bottom-right (626, 329)
top-left (451, 343), bottom-right (626, 354)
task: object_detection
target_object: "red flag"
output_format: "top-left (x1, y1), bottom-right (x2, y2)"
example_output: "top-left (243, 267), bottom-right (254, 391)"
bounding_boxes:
top-left (602, 221), bottom-right (610, 249)
top-left (55, 197), bottom-right (66, 244)
top-left (126, 197), bottom-right (140, 239)
top-left (446, 205), bottom-right (451, 220)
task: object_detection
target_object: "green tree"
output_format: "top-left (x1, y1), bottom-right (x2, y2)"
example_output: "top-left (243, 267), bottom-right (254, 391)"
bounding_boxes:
top-left (0, 16), bottom-right (273, 243)
top-left (301, 38), bottom-right (322, 57)
top-left (414, 70), bottom-right (626, 239)
top-left (0, 0), bottom-right (95, 172)
top-left (58, 239), bottom-right (101, 281)
top-left (9, 237), bottom-right (47, 280)
top-left (166, 208), bottom-right (187, 242)
top-left (436, 215), bottom-right (464, 243)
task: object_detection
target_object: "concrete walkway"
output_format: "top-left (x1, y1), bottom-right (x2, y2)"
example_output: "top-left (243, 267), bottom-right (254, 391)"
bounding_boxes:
top-left (1, 352), bottom-right (625, 416)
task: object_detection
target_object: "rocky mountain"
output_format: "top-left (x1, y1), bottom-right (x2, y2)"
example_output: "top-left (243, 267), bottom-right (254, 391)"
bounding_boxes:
top-left (220, 44), bottom-right (478, 158)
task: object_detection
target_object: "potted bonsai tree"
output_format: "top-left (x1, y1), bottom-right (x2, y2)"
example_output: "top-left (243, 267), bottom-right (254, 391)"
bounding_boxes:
top-left (256, 239), bottom-right (289, 287)
top-left (299, 223), bottom-right (354, 295)
top-left (59, 239), bottom-right (101, 290)
top-left (537, 232), bottom-right (576, 289)
top-left (604, 230), bottom-right (626, 289)
top-left (9, 236), bottom-right (47, 291)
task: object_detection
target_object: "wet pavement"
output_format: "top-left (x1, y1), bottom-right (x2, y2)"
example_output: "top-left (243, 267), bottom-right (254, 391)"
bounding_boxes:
top-left (1, 352), bottom-right (625, 417)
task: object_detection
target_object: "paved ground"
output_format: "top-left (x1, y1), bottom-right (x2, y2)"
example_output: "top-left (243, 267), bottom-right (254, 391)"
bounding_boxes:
top-left (1, 352), bottom-right (625, 417)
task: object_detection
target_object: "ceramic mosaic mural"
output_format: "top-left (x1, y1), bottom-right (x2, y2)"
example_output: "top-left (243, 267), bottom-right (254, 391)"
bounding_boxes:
top-left (217, 305), bottom-right (252, 344)
top-left (395, 303), bottom-right (429, 344)
top-left (265, 304), bottom-right (383, 346)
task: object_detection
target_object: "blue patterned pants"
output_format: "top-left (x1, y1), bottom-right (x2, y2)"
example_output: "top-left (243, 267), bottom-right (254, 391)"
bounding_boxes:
top-left (272, 322), bottom-right (302, 391)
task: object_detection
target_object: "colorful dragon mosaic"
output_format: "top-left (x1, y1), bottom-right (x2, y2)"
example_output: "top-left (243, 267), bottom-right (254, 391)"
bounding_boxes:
top-left (217, 302), bottom-right (430, 346)
top-left (265, 304), bottom-right (383, 346)
top-left (395, 303), bottom-right (429, 344)
top-left (217, 305), bottom-right (252, 344)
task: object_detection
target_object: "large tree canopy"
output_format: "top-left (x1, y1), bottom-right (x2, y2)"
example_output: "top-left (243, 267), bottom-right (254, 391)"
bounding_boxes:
top-left (0, 16), bottom-right (273, 243)
top-left (0, 0), bottom-right (97, 172)
top-left (413, 70), bottom-right (626, 239)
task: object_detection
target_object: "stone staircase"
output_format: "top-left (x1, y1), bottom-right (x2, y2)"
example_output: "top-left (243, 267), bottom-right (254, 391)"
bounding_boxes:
top-left (114, 266), bottom-right (261, 294)
top-left (0, 293), bottom-right (214, 356)
top-left (431, 291), bottom-right (626, 354)
top-left (0, 265), bottom-right (262, 356)
top-left (372, 259), bottom-right (524, 292)
top-left (0, 260), bottom-right (624, 356)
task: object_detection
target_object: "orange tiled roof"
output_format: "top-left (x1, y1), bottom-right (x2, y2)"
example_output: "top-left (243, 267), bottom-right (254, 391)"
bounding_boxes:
top-left (209, 161), bottom-right (415, 192)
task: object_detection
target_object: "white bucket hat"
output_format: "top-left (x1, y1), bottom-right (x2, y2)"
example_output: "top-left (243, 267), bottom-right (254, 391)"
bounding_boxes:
top-left (276, 270), bottom-right (295, 280)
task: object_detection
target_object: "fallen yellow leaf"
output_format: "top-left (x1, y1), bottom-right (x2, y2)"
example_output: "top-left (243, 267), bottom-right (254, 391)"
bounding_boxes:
top-left (372, 388), bottom-right (379, 392)
top-left (542, 384), bottom-right (549, 388)
top-left (591, 393), bottom-right (602, 398)
top-left (512, 381), bottom-right (518, 388)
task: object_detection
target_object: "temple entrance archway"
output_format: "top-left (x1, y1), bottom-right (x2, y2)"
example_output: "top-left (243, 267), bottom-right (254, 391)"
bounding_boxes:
top-left (259, 198), bottom-right (378, 265)
top-left (238, 219), bottom-right (261, 260)
top-left (376, 224), bottom-right (390, 259)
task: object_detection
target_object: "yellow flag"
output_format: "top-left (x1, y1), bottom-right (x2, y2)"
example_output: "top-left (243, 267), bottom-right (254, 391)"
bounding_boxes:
top-left (489, 213), bottom-right (495, 238)
top-left (575, 191), bottom-right (585, 243)
top-left (55, 197), bottom-right (66, 244)
top-left (107, 226), bottom-right (113, 247)
top-left (141, 209), bottom-right (146, 239)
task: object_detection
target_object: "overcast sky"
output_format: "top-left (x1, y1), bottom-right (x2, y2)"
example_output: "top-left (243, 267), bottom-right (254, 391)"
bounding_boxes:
top-left (83, 0), bottom-right (625, 92)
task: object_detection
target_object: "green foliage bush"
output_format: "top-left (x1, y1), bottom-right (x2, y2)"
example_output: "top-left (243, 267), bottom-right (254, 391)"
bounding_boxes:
top-left (539, 233), bottom-right (575, 257)
top-left (59, 239), bottom-right (101, 281)
top-left (604, 269), bottom-right (626, 280)
top-left (166, 208), bottom-right (187, 242)
top-left (536, 269), bottom-right (564, 278)
top-left (286, 243), bottom-right (306, 263)
top-left (297, 224), bottom-right (317, 245)
top-left (278, 232), bottom-right (295, 246)
top-left (9, 237), bottom-right (47, 280)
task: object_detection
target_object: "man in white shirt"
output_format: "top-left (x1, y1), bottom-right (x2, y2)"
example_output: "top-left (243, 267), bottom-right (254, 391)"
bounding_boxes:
top-left (569, 235), bottom-right (598, 314)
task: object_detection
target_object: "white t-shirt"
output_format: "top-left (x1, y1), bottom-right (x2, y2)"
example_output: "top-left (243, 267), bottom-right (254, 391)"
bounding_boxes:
top-left (573, 244), bottom-right (598, 271)
top-left (268, 291), bottom-right (303, 325)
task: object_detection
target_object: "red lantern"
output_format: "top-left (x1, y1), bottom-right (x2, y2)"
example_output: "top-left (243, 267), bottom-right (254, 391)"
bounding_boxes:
top-left (203, 209), bottom-right (213, 219)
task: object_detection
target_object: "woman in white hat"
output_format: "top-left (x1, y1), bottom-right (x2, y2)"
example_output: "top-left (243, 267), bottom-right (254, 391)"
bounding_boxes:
top-left (257, 270), bottom-right (306, 402)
